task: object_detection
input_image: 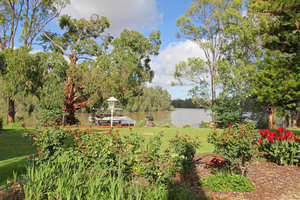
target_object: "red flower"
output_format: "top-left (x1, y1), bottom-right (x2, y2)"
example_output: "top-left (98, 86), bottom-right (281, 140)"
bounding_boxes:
top-left (116, 150), bottom-right (120, 153)
top-left (168, 163), bottom-right (170, 166)
top-left (130, 127), bottom-right (132, 130)
top-left (165, 149), bottom-right (170, 153)
top-left (292, 138), bottom-right (300, 143)
top-left (276, 126), bottom-right (285, 134)
top-left (257, 139), bottom-right (262, 145)
top-left (228, 125), bottom-right (232, 128)
top-left (267, 135), bottom-right (275, 142)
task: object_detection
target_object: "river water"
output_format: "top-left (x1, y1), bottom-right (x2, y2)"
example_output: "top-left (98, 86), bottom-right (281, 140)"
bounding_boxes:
top-left (76, 108), bottom-right (212, 128)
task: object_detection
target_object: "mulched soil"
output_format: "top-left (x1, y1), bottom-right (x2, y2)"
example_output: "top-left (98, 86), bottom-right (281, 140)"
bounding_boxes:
top-left (177, 155), bottom-right (300, 200)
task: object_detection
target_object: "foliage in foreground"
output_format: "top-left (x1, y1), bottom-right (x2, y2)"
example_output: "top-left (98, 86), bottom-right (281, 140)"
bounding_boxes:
top-left (198, 170), bottom-right (255, 192)
top-left (24, 158), bottom-right (167, 200)
top-left (21, 126), bottom-right (202, 199)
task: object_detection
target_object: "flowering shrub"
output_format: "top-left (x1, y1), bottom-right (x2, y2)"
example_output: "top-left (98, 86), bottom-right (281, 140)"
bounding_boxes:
top-left (208, 124), bottom-right (259, 176)
top-left (258, 126), bottom-right (300, 165)
top-left (37, 109), bottom-right (65, 127)
top-left (24, 127), bottom-right (190, 184)
top-left (170, 133), bottom-right (201, 173)
top-left (24, 126), bottom-right (67, 161)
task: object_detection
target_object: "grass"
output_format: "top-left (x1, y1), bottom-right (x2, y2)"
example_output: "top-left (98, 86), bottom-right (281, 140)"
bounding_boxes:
top-left (114, 127), bottom-right (215, 154)
top-left (0, 127), bottom-right (36, 185)
top-left (0, 126), bottom-right (215, 186)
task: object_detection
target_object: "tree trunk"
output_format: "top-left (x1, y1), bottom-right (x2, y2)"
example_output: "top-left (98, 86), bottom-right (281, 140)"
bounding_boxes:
top-left (63, 77), bottom-right (89, 125)
top-left (268, 106), bottom-right (274, 129)
top-left (285, 114), bottom-right (290, 128)
top-left (64, 78), bottom-right (76, 125)
top-left (211, 73), bottom-right (216, 122)
top-left (7, 97), bottom-right (15, 124)
top-left (287, 110), bottom-right (292, 129)
top-left (292, 110), bottom-right (299, 128)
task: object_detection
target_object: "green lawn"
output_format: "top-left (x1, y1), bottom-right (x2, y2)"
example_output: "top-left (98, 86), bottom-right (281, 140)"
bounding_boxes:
top-left (0, 126), bottom-right (215, 186)
top-left (0, 128), bottom-right (36, 185)
top-left (114, 127), bottom-right (215, 155)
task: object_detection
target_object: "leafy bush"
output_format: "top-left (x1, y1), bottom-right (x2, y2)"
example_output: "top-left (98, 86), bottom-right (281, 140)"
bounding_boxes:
top-left (210, 97), bottom-right (244, 128)
top-left (136, 119), bottom-right (146, 127)
top-left (258, 126), bottom-right (300, 165)
top-left (183, 124), bottom-right (191, 128)
top-left (37, 108), bottom-right (66, 127)
top-left (170, 133), bottom-right (201, 173)
top-left (24, 127), bottom-right (68, 161)
top-left (199, 121), bottom-right (210, 128)
top-left (198, 170), bottom-right (255, 192)
top-left (207, 124), bottom-right (259, 176)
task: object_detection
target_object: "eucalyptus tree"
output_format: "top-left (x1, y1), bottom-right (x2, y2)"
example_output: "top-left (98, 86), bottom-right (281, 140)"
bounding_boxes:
top-left (125, 85), bottom-right (172, 112)
top-left (0, 0), bottom-right (69, 123)
top-left (174, 0), bottom-right (258, 121)
top-left (41, 14), bottom-right (161, 124)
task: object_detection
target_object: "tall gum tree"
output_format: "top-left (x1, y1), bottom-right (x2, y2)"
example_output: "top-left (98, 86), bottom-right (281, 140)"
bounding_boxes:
top-left (0, 0), bottom-right (69, 124)
top-left (42, 15), bottom-right (161, 124)
top-left (41, 14), bottom-right (111, 124)
top-left (174, 0), bottom-right (257, 120)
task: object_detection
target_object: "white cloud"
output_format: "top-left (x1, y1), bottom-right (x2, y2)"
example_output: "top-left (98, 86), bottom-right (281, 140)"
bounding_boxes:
top-left (61, 0), bottom-right (162, 37)
top-left (150, 40), bottom-right (206, 87)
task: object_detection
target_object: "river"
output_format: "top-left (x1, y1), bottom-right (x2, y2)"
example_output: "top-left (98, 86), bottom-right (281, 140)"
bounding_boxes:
top-left (76, 108), bottom-right (212, 128)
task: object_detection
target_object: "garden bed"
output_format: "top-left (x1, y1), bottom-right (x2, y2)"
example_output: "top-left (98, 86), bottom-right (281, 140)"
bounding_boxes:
top-left (1, 155), bottom-right (299, 200)
top-left (177, 155), bottom-right (300, 200)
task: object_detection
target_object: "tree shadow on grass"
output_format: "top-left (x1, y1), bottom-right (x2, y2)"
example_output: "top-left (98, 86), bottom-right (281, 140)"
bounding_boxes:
top-left (0, 156), bottom-right (29, 186)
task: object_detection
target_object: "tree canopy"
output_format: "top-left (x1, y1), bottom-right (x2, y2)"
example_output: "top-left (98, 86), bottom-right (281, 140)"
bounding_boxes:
top-left (250, 0), bottom-right (300, 128)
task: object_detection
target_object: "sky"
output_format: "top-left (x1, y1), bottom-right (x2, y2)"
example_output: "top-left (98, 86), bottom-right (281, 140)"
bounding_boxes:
top-left (58, 0), bottom-right (203, 100)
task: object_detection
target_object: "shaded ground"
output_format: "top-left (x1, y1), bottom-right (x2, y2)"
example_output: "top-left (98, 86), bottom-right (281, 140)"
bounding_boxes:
top-left (179, 155), bottom-right (300, 200)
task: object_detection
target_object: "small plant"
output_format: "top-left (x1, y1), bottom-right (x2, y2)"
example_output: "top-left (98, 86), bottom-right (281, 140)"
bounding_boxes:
top-left (258, 126), bottom-right (300, 165)
top-left (199, 121), bottom-right (210, 128)
top-left (170, 133), bottom-right (201, 173)
top-left (207, 123), bottom-right (259, 176)
top-left (183, 124), bottom-right (191, 128)
top-left (198, 170), bottom-right (255, 192)
top-left (136, 119), bottom-right (146, 127)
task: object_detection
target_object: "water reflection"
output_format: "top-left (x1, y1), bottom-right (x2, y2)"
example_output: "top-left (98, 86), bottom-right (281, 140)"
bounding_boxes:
top-left (76, 108), bottom-right (212, 128)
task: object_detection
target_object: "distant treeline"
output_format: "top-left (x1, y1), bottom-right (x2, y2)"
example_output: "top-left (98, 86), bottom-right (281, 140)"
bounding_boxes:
top-left (171, 98), bottom-right (203, 108)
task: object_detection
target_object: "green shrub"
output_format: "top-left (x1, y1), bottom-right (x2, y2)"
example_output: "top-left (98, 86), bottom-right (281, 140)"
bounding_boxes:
top-left (170, 133), bottom-right (201, 173)
top-left (198, 170), bottom-right (255, 192)
top-left (199, 121), bottom-right (210, 128)
top-left (183, 124), bottom-right (191, 128)
top-left (37, 108), bottom-right (66, 127)
top-left (210, 97), bottom-right (244, 128)
top-left (136, 119), bottom-right (146, 127)
top-left (207, 123), bottom-right (259, 176)
top-left (24, 127), bottom-right (68, 161)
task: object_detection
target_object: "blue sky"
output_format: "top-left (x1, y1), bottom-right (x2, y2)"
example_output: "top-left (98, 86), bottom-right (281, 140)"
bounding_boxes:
top-left (54, 0), bottom-right (204, 99)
